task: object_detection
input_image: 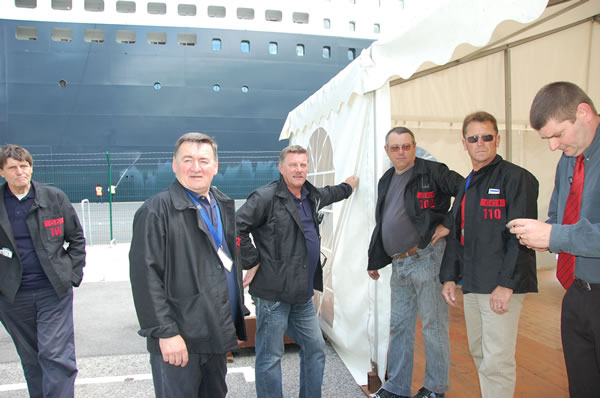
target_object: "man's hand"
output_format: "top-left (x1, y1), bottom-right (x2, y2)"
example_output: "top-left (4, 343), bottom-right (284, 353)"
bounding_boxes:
top-left (431, 224), bottom-right (450, 246)
top-left (442, 281), bottom-right (457, 307)
top-left (489, 286), bottom-right (513, 314)
top-left (507, 218), bottom-right (551, 251)
top-left (243, 264), bottom-right (260, 288)
top-left (345, 176), bottom-right (359, 190)
top-left (368, 270), bottom-right (380, 280)
top-left (159, 335), bottom-right (189, 367)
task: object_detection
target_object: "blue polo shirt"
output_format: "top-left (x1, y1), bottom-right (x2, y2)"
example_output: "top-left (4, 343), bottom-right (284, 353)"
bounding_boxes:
top-left (3, 185), bottom-right (51, 290)
top-left (186, 190), bottom-right (243, 333)
top-left (289, 185), bottom-right (320, 297)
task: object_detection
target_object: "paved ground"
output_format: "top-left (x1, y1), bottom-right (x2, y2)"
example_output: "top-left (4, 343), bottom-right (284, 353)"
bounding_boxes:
top-left (0, 245), bottom-right (366, 397)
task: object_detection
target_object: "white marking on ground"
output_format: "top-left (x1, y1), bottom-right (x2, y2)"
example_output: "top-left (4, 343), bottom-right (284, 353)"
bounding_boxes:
top-left (0, 366), bottom-right (255, 391)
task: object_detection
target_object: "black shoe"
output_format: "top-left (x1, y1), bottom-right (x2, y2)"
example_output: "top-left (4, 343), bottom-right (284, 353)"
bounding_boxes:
top-left (412, 387), bottom-right (445, 398)
top-left (370, 388), bottom-right (409, 398)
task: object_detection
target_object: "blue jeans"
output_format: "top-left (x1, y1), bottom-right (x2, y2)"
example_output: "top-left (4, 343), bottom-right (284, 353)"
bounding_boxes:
top-left (253, 297), bottom-right (326, 398)
top-left (383, 241), bottom-right (450, 396)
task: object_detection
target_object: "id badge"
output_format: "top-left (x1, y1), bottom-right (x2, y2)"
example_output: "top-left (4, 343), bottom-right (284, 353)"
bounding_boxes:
top-left (218, 247), bottom-right (233, 272)
top-left (0, 248), bottom-right (13, 258)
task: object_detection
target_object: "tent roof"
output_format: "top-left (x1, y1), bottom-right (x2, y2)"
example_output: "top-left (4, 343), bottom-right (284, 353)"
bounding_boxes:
top-left (280, 0), bottom-right (551, 140)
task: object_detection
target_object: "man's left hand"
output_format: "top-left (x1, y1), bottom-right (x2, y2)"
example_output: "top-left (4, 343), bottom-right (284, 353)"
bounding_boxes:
top-left (490, 286), bottom-right (513, 314)
top-left (345, 176), bottom-right (359, 190)
top-left (431, 224), bottom-right (450, 246)
top-left (507, 218), bottom-right (551, 251)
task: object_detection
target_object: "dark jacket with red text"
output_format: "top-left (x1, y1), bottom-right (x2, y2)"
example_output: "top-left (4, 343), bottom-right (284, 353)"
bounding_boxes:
top-left (439, 155), bottom-right (539, 294)
top-left (368, 157), bottom-right (464, 270)
top-left (0, 181), bottom-right (86, 303)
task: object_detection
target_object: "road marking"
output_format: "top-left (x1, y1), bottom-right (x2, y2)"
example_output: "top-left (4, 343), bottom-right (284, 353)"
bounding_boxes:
top-left (0, 366), bottom-right (255, 391)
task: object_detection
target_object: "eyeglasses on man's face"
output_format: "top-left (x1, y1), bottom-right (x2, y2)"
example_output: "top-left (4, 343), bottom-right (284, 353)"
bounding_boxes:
top-left (465, 134), bottom-right (495, 144)
top-left (388, 143), bottom-right (414, 152)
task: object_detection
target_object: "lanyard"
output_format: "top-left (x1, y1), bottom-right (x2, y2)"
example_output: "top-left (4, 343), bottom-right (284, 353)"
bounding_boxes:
top-left (464, 172), bottom-right (473, 194)
top-left (185, 190), bottom-right (223, 249)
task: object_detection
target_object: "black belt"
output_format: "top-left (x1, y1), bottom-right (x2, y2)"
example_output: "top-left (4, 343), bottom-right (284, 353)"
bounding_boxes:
top-left (573, 278), bottom-right (600, 291)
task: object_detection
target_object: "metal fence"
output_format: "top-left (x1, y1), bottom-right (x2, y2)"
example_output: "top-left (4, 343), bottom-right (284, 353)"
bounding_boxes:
top-left (30, 150), bottom-right (281, 202)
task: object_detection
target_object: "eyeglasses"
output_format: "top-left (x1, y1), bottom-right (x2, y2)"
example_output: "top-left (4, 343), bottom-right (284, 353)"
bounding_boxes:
top-left (388, 144), bottom-right (414, 152)
top-left (466, 134), bottom-right (495, 144)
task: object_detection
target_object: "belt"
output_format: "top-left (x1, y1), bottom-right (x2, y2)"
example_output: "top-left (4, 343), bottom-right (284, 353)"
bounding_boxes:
top-left (391, 246), bottom-right (419, 260)
top-left (573, 278), bottom-right (600, 291)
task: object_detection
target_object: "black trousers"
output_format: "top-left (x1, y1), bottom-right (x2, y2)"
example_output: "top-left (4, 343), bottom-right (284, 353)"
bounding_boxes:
top-left (561, 283), bottom-right (600, 397)
top-left (150, 352), bottom-right (228, 398)
top-left (0, 286), bottom-right (77, 398)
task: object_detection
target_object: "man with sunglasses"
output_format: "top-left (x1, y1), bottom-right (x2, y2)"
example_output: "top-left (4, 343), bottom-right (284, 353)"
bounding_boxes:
top-left (368, 127), bottom-right (463, 398)
top-left (440, 111), bottom-right (538, 398)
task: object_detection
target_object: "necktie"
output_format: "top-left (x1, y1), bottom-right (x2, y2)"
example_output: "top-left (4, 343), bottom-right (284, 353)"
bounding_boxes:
top-left (556, 154), bottom-right (585, 289)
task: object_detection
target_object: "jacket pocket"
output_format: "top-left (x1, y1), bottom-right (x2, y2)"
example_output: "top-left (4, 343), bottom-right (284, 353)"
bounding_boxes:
top-left (167, 293), bottom-right (213, 341)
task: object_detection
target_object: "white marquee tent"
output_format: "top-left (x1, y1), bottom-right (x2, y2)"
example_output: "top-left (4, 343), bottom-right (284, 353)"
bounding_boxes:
top-left (279, 0), bottom-right (600, 385)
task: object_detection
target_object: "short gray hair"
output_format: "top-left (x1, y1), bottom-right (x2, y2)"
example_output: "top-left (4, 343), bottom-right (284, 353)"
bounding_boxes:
top-left (174, 132), bottom-right (218, 160)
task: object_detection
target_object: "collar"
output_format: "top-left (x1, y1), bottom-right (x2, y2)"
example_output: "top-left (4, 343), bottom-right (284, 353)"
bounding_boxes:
top-left (582, 121), bottom-right (600, 160)
top-left (3, 181), bottom-right (36, 202)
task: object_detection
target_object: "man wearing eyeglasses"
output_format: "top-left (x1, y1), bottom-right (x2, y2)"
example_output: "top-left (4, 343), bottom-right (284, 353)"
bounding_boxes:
top-left (440, 111), bottom-right (538, 398)
top-left (368, 127), bottom-right (463, 398)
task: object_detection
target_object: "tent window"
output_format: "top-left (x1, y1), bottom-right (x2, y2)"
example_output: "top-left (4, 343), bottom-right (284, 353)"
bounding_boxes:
top-left (237, 8), bottom-right (254, 20)
top-left (241, 40), bottom-right (250, 53)
top-left (148, 2), bottom-right (166, 15)
top-left (322, 46), bottom-right (331, 58)
top-left (16, 26), bottom-right (37, 40)
top-left (293, 12), bottom-right (309, 24)
top-left (208, 6), bottom-right (226, 18)
top-left (116, 1), bottom-right (135, 13)
top-left (347, 48), bottom-right (355, 60)
top-left (178, 4), bottom-right (196, 16)
top-left (265, 10), bottom-right (282, 22)
top-left (269, 42), bottom-right (278, 55)
top-left (212, 38), bottom-right (222, 51)
top-left (147, 32), bottom-right (166, 45)
top-left (374, 23), bottom-right (380, 33)
top-left (52, 0), bottom-right (72, 10)
top-left (323, 18), bottom-right (331, 29)
top-left (52, 28), bottom-right (72, 42)
top-left (116, 30), bottom-right (136, 44)
top-left (84, 29), bottom-right (104, 43)
top-left (178, 33), bottom-right (196, 46)
top-left (85, 0), bottom-right (104, 12)
top-left (15, 0), bottom-right (37, 8)
top-left (296, 44), bottom-right (305, 57)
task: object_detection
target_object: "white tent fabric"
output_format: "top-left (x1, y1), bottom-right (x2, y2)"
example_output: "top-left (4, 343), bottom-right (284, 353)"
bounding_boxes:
top-left (276, 0), bottom-right (575, 386)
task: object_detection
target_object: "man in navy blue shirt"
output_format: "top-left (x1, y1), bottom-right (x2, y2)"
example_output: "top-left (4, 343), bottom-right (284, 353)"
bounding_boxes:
top-left (0, 144), bottom-right (86, 398)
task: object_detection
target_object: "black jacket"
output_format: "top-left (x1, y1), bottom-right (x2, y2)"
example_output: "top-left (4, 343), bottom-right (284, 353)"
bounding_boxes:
top-left (129, 180), bottom-right (247, 355)
top-left (0, 181), bottom-right (86, 303)
top-left (368, 158), bottom-right (464, 270)
top-left (236, 176), bottom-right (353, 304)
top-left (440, 155), bottom-right (539, 294)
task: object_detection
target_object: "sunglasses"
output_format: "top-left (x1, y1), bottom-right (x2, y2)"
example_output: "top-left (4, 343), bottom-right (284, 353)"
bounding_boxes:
top-left (466, 134), bottom-right (495, 144)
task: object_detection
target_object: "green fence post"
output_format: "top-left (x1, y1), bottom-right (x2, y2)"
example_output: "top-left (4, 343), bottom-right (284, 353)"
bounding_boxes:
top-left (106, 151), bottom-right (114, 243)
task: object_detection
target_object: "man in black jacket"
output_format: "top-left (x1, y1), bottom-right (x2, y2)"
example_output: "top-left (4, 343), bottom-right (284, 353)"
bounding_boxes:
top-left (0, 144), bottom-right (86, 398)
top-left (368, 127), bottom-right (463, 398)
top-left (440, 112), bottom-right (538, 398)
top-left (237, 144), bottom-right (358, 398)
top-left (129, 133), bottom-right (246, 398)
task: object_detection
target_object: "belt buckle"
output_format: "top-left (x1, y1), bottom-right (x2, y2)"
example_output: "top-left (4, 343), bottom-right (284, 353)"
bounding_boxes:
top-left (576, 279), bottom-right (592, 291)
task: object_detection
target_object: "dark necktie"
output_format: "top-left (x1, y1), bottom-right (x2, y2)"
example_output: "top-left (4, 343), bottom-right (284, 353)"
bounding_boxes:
top-left (556, 154), bottom-right (585, 289)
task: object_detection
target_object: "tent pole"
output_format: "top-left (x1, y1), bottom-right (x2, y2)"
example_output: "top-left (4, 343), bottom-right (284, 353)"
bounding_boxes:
top-left (504, 49), bottom-right (512, 162)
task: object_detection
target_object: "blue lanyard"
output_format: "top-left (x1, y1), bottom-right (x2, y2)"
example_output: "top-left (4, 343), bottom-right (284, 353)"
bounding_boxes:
top-left (464, 172), bottom-right (473, 194)
top-left (185, 191), bottom-right (223, 249)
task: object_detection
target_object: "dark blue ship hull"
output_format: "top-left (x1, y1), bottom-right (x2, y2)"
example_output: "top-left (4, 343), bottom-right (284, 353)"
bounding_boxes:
top-left (0, 19), bottom-right (373, 200)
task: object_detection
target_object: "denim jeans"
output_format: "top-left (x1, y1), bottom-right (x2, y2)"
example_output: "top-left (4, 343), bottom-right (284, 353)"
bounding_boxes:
top-left (253, 296), bottom-right (326, 398)
top-left (382, 240), bottom-right (450, 396)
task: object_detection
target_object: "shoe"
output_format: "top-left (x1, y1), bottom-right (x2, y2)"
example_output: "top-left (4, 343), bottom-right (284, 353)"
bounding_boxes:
top-left (370, 388), bottom-right (409, 398)
top-left (412, 386), bottom-right (445, 398)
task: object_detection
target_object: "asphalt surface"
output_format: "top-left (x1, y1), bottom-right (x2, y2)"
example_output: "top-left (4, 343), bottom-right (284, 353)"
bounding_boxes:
top-left (0, 253), bottom-right (366, 397)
